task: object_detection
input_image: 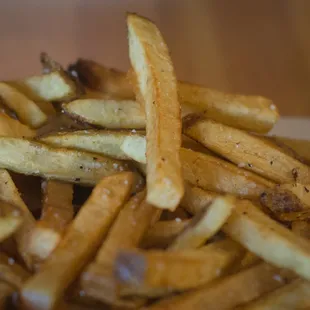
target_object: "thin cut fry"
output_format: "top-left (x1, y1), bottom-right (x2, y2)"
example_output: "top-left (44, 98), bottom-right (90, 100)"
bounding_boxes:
top-left (145, 263), bottom-right (295, 310)
top-left (41, 130), bottom-right (145, 160)
top-left (127, 13), bottom-right (183, 210)
top-left (184, 115), bottom-right (310, 184)
top-left (0, 137), bottom-right (142, 186)
top-left (239, 278), bottom-right (310, 310)
top-left (21, 172), bottom-right (134, 310)
top-left (141, 219), bottom-right (191, 249)
top-left (0, 209), bottom-right (22, 244)
top-left (8, 71), bottom-right (79, 102)
top-left (272, 136), bottom-right (310, 163)
top-left (180, 183), bottom-right (218, 215)
top-left (223, 199), bottom-right (310, 281)
top-left (0, 170), bottom-right (35, 268)
top-left (63, 99), bottom-right (145, 129)
top-left (71, 59), bottom-right (278, 133)
top-left (115, 239), bottom-right (244, 297)
top-left (0, 113), bottom-right (35, 138)
top-left (0, 253), bottom-right (30, 289)
top-left (81, 192), bottom-right (160, 307)
top-left (169, 196), bottom-right (235, 250)
top-left (0, 83), bottom-right (47, 128)
top-left (181, 148), bottom-right (273, 198)
top-left (28, 181), bottom-right (74, 262)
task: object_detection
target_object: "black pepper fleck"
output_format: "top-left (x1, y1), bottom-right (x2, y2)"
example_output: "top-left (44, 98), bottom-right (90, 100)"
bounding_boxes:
top-left (305, 187), bottom-right (309, 193)
top-left (79, 166), bottom-right (83, 169)
top-left (248, 163), bottom-right (253, 168)
top-left (75, 178), bottom-right (81, 182)
top-left (270, 161), bottom-right (273, 165)
top-left (93, 157), bottom-right (98, 161)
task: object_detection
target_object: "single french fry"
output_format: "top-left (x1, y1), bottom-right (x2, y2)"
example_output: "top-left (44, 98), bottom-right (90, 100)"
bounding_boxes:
top-left (70, 59), bottom-right (278, 133)
top-left (184, 115), bottom-right (310, 184)
top-left (239, 278), bottom-right (310, 310)
top-left (21, 172), bottom-right (134, 310)
top-left (141, 219), bottom-right (191, 249)
top-left (8, 71), bottom-right (79, 102)
top-left (145, 263), bottom-right (295, 310)
top-left (0, 170), bottom-right (35, 268)
top-left (0, 253), bottom-right (30, 289)
top-left (277, 209), bottom-right (310, 222)
top-left (272, 136), bottom-right (310, 164)
top-left (28, 181), bottom-right (74, 262)
top-left (41, 130), bottom-right (145, 161)
top-left (68, 58), bottom-right (135, 99)
top-left (0, 137), bottom-right (142, 186)
top-left (114, 239), bottom-right (244, 298)
top-left (0, 212), bottom-right (22, 244)
top-left (127, 13), bottom-right (183, 210)
top-left (292, 220), bottom-right (310, 239)
top-left (81, 192), bottom-right (160, 307)
top-left (181, 148), bottom-right (273, 198)
top-left (169, 196), bottom-right (235, 250)
top-left (63, 99), bottom-right (145, 129)
top-left (223, 199), bottom-right (310, 281)
top-left (0, 113), bottom-right (35, 138)
top-left (0, 83), bottom-right (47, 128)
top-left (180, 183), bottom-right (218, 215)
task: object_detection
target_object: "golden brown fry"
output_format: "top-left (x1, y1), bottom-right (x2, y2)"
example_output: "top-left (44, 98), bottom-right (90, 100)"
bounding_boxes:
top-left (184, 116), bottom-right (310, 184)
top-left (145, 263), bottom-right (295, 310)
top-left (272, 136), bottom-right (310, 164)
top-left (0, 137), bottom-right (142, 186)
top-left (21, 172), bottom-right (134, 310)
top-left (81, 192), bottom-right (160, 306)
top-left (71, 60), bottom-right (278, 133)
top-left (169, 196), bottom-right (235, 250)
top-left (0, 83), bottom-right (47, 128)
top-left (128, 13), bottom-right (183, 210)
top-left (292, 220), bottom-right (310, 239)
top-left (8, 71), bottom-right (79, 102)
top-left (0, 253), bottom-right (30, 289)
top-left (41, 130), bottom-right (145, 160)
top-left (68, 59), bottom-right (134, 99)
top-left (239, 278), bottom-right (310, 310)
top-left (223, 199), bottom-right (310, 280)
top-left (0, 170), bottom-right (35, 268)
top-left (181, 148), bottom-right (273, 198)
top-left (114, 239), bottom-right (244, 298)
top-left (141, 219), bottom-right (191, 249)
top-left (28, 181), bottom-right (74, 262)
top-left (180, 183), bottom-right (218, 215)
top-left (63, 99), bottom-right (145, 129)
top-left (0, 113), bottom-right (35, 138)
top-left (277, 209), bottom-right (310, 222)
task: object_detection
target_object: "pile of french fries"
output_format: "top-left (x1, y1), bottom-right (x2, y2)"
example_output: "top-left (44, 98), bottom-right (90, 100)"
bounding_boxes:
top-left (0, 13), bottom-right (309, 309)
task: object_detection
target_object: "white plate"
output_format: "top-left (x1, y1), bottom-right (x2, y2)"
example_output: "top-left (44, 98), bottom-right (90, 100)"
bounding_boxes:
top-left (269, 117), bottom-right (310, 140)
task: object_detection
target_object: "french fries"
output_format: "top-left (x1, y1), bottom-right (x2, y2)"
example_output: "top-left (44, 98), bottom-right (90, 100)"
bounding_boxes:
top-left (141, 219), bottom-right (191, 249)
top-left (0, 83), bottom-right (47, 128)
top-left (0, 137), bottom-right (142, 186)
top-left (81, 192), bottom-right (160, 306)
top-left (8, 71), bottom-right (79, 102)
top-left (41, 129), bottom-right (145, 160)
top-left (146, 263), bottom-right (295, 310)
top-left (114, 239), bottom-right (244, 297)
top-left (0, 113), bottom-right (35, 138)
top-left (71, 61), bottom-right (278, 133)
top-left (272, 135), bottom-right (310, 164)
top-left (184, 115), bottom-right (310, 184)
top-left (63, 99), bottom-right (145, 129)
top-left (169, 196), bottom-right (235, 250)
top-left (28, 181), bottom-right (74, 262)
top-left (21, 172), bottom-right (133, 310)
top-left (127, 14), bottom-right (183, 210)
top-left (0, 253), bottom-right (30, 289)
top-left (292, 220), bottom-right (310, 239)
top-left (223, 199), bottom-right (310, 280)
top-left (239, 278), bottom-right (310, 310)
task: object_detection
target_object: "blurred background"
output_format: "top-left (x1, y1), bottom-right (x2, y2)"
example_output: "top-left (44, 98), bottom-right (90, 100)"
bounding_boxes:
top-left (1, 0), bottom-right (310, 118)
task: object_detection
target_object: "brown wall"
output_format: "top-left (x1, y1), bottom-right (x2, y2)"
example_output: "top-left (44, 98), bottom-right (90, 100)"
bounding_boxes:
top-left (1, 0), bottom-right (310, 116)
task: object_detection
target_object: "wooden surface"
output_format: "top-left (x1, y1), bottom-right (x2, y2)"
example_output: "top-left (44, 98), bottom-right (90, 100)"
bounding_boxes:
top-left (1, 0), bottom-right (310, 116)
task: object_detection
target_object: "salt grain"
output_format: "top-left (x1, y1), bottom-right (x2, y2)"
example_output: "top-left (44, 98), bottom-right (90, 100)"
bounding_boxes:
top-left (270, 104), bottom-right (276, 111)
top-left (175, 218), bottom-right (181, 223)
top-left (8, 257), bottom-right (15, 265)
top-left (238, 163), bottom-right (246, 168)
